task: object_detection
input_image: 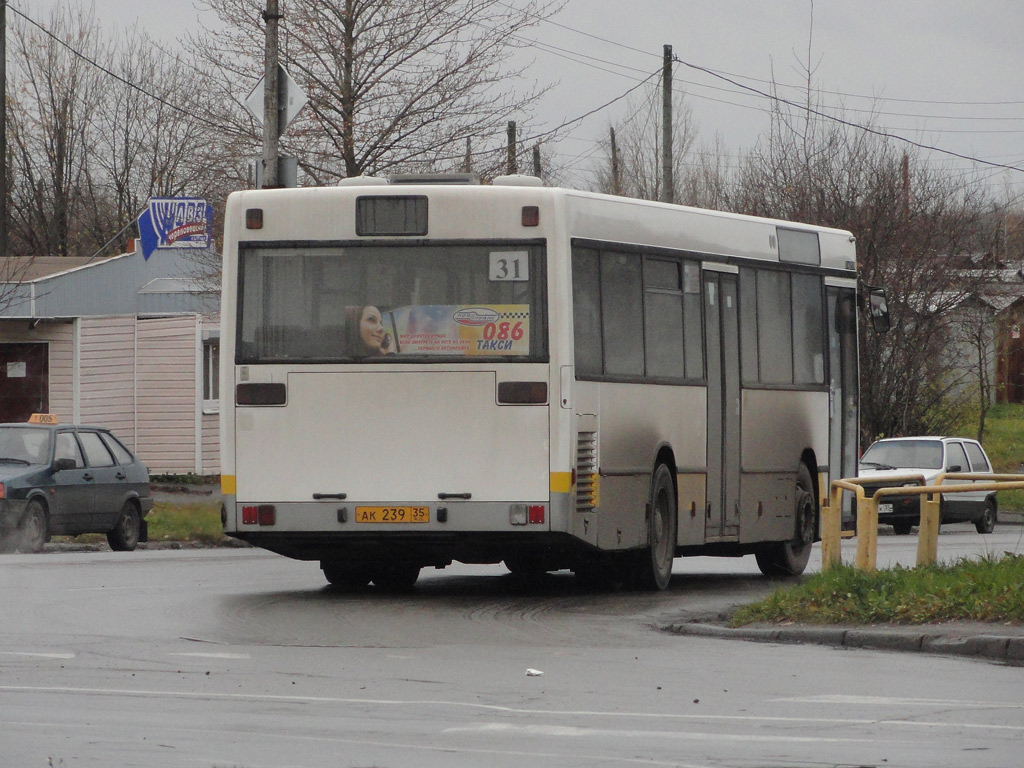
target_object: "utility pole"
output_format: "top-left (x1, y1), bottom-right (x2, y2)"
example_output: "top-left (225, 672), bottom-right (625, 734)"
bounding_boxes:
top-left (464, 137), bottom-right (472, 173)
top-left (610, 127), bottom-right (620, 195)
top-left (661, 44), bottom-right (674, 204)
top-left (261, 0), bottom-right (282, 188)
top-left (901, 152), bottom-right (910, 221)
top-left (1, 0), bottom-right (7, 258)
top-left (532, 145), bottom-right (541, 178)
top-left (506, 121), bottom-right (517, 175)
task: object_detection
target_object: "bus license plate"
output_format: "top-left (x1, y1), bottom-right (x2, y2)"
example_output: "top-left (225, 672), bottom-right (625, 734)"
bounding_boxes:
top-left (355, 506), bottom-right (430, 524)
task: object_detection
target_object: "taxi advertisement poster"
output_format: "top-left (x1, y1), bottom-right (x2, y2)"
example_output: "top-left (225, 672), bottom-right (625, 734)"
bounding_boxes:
top-left (386, 305), bottom-right (530, 356)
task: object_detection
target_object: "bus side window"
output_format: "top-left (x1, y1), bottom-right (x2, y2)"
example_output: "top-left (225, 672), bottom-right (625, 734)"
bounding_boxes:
top-left (740, 267), bottom-right (825, 386)
top-left (643, 258), bottom-right (685, 379)
top-left (600, 251), bottom-right (644, 377)
top-left (572, 248), bottom-right (603, 376)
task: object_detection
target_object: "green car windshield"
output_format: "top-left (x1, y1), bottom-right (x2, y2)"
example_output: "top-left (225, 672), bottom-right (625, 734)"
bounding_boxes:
top-left (0, 427), bottom-right (52, 465)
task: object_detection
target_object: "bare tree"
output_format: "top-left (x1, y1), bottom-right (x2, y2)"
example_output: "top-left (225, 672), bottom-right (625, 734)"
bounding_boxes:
top-left (6, 8), bottom-right (106, 259)
top-left (6, 8), bottom-right (241, 265)
top-left (190, 0), bottom-right (563, 183)
top-left (593, 82), bottom-right (697, 202)
top-left (735, 77), bottom-right (998, 443)
top-left (682, 133), bottom-right (735, 211)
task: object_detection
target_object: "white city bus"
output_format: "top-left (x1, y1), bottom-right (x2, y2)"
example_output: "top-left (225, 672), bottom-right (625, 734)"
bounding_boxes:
top-left (219, 175), bottom-right (861, 590)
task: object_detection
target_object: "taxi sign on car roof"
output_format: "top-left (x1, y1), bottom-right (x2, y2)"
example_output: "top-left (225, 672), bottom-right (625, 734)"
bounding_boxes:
top-left (27, 413), bottom-right (58, 424)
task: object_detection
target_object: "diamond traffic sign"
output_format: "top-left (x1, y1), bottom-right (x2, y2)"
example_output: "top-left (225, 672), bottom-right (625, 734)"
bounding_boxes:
top-left (245, 65), bottom-right (307, 133)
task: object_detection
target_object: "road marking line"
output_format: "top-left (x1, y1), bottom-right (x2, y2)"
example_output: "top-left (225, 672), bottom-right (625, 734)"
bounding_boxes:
top-left (1, 686), bottom-right (1022, 731)
top-left (0, 652), bottom-right (76, 659)
top-left (167, 652), bottom-right (251, 659)
top-left (777, 694), bottom-right (1024, 709)
top-left (0, 720), bottom-right (710, 767)
top-left (442, 722), bottom-right (868, 743)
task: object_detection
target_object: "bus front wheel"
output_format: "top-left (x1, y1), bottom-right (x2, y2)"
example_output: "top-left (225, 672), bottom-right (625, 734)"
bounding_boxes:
top-left (755, 463), bottom-right (815, 577)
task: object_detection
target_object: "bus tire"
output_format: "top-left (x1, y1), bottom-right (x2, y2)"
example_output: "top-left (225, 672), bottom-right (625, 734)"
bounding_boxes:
top-left (321, 560), bottom-right (372, 589)
top-left (504, 555), bottom-right (551, 583)
top-left (755, 463), bottom-right (815, 577)
top-left (636, 463), bottom-right (677, 591)
top-left (371, 563), bottom-right (421, 591)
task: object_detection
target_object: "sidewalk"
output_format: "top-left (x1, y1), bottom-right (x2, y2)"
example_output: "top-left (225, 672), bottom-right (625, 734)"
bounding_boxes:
top-left (150, 482), bottom-right (221, 504)
top-left (1000, 508), bottom-right (1024, 525)
top-left (665, 620), bottom-right (1024, 665)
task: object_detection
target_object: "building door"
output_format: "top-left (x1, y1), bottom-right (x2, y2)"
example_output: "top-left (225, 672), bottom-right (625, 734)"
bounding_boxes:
top-left (0, 344), bottom-right (49, 422)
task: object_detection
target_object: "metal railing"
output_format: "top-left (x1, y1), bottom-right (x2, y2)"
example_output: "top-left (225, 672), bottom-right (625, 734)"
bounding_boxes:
top-left (821, 473), bottom-right (1024, 571)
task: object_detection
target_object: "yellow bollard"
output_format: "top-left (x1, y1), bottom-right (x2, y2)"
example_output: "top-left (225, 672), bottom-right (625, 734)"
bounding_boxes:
top-left (855, 495), bottom-right (878, 572)
top-left (916, 492), bottom-right (941, 566)
top-left (821, 484), bottom-right (844, 570)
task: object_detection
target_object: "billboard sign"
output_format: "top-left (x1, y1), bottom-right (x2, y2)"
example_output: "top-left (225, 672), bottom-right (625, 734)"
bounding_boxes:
top-left (137, 197), bottom-right (214, 260)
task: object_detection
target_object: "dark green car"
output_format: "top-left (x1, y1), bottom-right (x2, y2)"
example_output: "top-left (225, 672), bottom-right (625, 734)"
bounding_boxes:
top-left (0, 421), bottom-right (153, 552)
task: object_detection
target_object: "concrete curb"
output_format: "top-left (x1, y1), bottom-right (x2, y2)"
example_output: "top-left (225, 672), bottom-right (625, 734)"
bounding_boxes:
top-left (664, 622), bottom-right (1024, 665)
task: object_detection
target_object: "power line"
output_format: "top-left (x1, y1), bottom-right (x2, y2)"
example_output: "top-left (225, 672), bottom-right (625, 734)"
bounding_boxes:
top-left (507, 1), bottom-right (1024, 109)
top-left (7, 3), bottom-right (233, 135)
top-left (674, 56), bottom-right (1024, 174)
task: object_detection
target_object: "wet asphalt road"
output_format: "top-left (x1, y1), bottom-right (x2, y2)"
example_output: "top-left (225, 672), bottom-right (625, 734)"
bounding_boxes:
top-left (1, 528), bottom-right (1023, 767)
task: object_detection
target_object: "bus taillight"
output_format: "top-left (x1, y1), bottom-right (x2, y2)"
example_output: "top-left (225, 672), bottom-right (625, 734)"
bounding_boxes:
top-left (241, 505), bottom-right (276, 525)
top-left (258, 505), bottom-right (276, 526)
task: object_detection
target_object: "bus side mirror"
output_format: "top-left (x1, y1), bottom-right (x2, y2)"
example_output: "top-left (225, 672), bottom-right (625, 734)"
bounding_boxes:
top-left (867, 286), bottom-right (890, 333)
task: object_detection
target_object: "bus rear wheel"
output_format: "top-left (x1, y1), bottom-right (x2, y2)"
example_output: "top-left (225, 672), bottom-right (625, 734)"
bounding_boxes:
top-left (371, 563), bottom-right (421, 591)
top-left (634, 463), bottom-right (677, 591)
top-left (755, 463), bottom-right (815, 577)
top-left (321, 560), bottom-right (372, 589)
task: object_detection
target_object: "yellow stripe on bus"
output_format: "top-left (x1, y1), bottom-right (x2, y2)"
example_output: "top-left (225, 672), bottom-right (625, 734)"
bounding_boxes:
top-left (550, 472), bottom-right (572, 494)
top-left (221, 475), bottom-right (236, 495)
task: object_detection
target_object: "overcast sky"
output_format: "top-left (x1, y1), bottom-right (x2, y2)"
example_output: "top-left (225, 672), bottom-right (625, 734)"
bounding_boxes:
top-left (25, 0), bottom-right (1024, 200)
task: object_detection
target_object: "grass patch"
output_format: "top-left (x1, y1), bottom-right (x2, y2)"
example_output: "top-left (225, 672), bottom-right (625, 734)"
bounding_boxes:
top-left (146, 501), bottom-right (224, 543)
top-left (50, 501), bottom-right (225, 546)
top-left (974, 402), bottom-right (1024, 511)
top-left (731, 553), bottom-right (1024, 627)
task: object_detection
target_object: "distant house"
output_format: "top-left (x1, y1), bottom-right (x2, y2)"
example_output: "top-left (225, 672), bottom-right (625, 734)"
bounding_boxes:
top-left (0, 245), bottom-right (221, 474)
top-left (930, 255), bottom-right (1024, 405)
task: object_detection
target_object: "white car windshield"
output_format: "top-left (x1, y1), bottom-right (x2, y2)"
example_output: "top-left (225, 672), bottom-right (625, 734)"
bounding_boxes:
top-left (861, 439), bottom-right (943, 470)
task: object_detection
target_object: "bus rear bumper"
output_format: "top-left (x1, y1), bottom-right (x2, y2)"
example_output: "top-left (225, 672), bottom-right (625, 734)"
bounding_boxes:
top-left (227, 528), bottom-right (590, 569)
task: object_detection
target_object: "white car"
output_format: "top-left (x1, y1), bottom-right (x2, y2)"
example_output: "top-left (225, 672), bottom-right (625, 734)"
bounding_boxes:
top-left (858, 436), bottom-right (997, 535)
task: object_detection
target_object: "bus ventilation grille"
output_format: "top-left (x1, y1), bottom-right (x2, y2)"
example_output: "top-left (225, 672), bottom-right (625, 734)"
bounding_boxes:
top-left (576, 431), bottom-right (598, 512)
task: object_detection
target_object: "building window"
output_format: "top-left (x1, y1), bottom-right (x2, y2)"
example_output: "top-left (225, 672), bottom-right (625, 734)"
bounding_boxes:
top-left (203, 339), bottom-right (220, 411)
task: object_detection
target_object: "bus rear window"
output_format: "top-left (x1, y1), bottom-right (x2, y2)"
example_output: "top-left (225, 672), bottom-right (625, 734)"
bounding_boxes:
top-left (237, 243), bottom-right (547, 363)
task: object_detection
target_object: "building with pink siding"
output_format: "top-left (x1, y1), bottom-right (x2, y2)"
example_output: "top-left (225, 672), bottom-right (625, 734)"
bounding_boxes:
top-left (0, 245), bottom-right (220, 475)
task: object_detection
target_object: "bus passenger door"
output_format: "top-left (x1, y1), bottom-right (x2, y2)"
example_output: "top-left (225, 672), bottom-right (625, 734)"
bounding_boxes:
top-left (704, 272), bottom-right (741, 539)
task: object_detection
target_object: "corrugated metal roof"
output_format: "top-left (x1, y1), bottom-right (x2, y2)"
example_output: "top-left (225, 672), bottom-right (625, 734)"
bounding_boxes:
top-left (3, 256), bottom-right (101, 281)
top-left (1, 248), bottom-right (218, 319)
